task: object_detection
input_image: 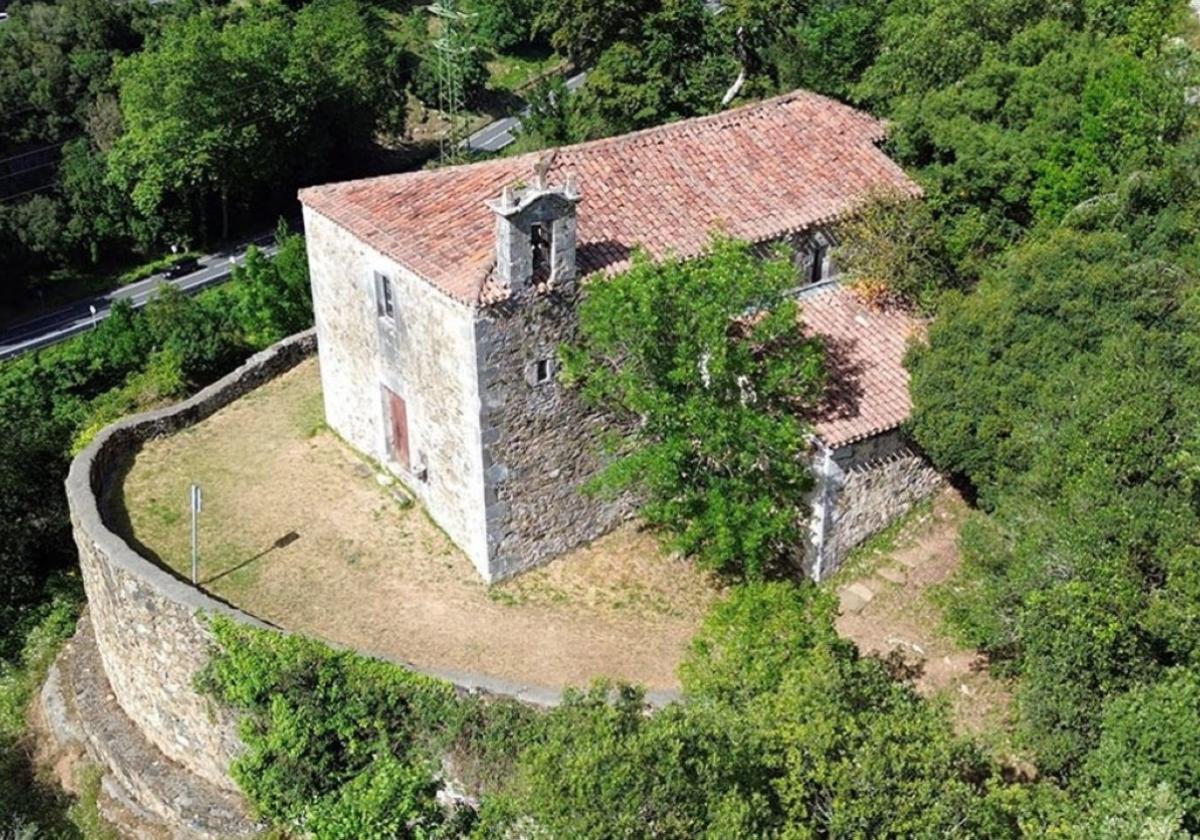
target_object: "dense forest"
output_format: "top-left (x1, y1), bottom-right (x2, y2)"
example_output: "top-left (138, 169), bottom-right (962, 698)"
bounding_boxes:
top-left (3, 0), bottom-right (1200, 835)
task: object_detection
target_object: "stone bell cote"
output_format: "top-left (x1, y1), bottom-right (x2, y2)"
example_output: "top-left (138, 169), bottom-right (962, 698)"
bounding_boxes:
top-left (486, 163), bottom-right (581, 296)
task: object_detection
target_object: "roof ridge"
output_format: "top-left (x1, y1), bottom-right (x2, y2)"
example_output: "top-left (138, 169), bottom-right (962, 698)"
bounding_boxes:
top-left (549, 89), bottom-right (864, 160)
top-left (297, 87), bottom-right (918, 310)
top-left (299, 90), bottom-right (871, 201)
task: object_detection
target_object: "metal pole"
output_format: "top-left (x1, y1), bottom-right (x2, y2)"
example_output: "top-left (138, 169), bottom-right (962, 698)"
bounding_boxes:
top-left (190, 484), bottom-right (200, 584)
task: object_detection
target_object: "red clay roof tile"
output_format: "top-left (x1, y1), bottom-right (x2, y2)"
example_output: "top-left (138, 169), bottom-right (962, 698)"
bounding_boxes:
top-left (800, 284), bottom-right (923, 447)
top-left (299, 89), bottom-right (919, 306)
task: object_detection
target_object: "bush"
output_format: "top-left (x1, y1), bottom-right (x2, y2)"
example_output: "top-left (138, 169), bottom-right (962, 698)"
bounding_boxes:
top-left (480, 582), bottom-right (1011, 838)
top-left (680, 581), bottom-right (849, 706)
top-left (833, 186), bottom-right (954, 311)
top-left (1086, 668), bottom-right (1200, 830)
top-left (198, 618), bottom-right (463, 830)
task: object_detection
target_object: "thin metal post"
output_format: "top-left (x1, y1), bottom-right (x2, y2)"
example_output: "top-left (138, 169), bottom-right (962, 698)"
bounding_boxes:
top-left (190, 483), bottom-right (202, 584)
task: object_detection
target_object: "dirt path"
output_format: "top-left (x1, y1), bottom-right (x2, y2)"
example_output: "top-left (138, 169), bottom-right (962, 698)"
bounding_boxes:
top-left (833, 489), bottom-right (1015, 740)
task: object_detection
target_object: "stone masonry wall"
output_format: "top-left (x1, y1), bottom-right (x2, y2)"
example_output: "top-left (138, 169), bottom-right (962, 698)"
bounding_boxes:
top-left (303, 207), bottom-right (490, 567)
top-left (474, 288), bottom-right (635, 581)
top-left (817, 431), bottom-right (942, 578)
top-left (68, 328), bottom-right (605, 815)
top-left (67, 331), bottom-right (318, 791)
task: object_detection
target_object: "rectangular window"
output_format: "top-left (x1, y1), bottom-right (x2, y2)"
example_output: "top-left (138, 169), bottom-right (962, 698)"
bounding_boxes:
top-left (531, 222), bottom-right (552, 283)
top-left (534, 358), bottom-right (552, 384)
top-left (375, 272), bottom-right (395, 319)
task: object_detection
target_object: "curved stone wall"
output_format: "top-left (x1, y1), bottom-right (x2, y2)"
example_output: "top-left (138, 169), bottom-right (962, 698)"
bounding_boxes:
top-left (67, 330), bottom-right (318, 791)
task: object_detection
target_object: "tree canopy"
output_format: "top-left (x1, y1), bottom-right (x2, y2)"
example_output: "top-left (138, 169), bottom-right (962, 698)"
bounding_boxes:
top-left (561, 238), bottom-right (826, 578)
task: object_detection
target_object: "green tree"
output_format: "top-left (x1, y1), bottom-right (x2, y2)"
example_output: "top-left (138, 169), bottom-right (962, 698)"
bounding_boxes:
top-left (108, 0), bottom-right (398, 243)
top-left (561, 238), bottom-right (826, 578)
top-left (107, 6), bottom-right (294, 241)
top-left (1087, 669), bottom-right (1200, 830)
top-left (764, 0), bottom-right (883, 100)
top-left (467, 0), bottom-right (538, 53)
top-left (534, 0), bottom-right (661, 64)
top-left (227, 223), bottom-right (313, 347)
top-left (512, 75), bottom-right (577, 149)
top-left (569, 0), bottom-right (739, 139)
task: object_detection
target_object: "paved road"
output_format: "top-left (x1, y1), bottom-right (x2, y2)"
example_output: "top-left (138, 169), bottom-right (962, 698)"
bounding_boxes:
top-left (465, 71), bottom-right (587, 153)
top-left (0, 232), bottom-right (277, 360)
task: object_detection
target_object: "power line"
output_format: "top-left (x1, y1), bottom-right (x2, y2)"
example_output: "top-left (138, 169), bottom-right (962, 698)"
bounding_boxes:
top-left (0, 159), bottom-right (60, 181)
top-left (0, 140), bottom-right (68, 166)
top-left (0, 182), bottom-right (56, 204)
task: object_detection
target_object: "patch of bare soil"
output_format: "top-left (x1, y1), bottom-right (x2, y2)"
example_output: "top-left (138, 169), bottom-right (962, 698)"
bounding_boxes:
top-left (834, 489), bottom-right (1016, 740)
top-left (109, 358), bottom-right (720, 693)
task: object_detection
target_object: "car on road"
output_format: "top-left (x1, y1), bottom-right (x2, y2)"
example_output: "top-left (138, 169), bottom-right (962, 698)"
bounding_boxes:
top-left (165, 257), bottom-right (201, 279)
top-left (0, 12), bottom-right (9, 21)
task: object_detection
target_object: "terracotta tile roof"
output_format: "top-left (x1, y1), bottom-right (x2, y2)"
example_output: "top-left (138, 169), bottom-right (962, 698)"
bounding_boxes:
top-left (799, 284), bottom-right (922, 448)
top-left (299, 89), bottom-right (919, 305)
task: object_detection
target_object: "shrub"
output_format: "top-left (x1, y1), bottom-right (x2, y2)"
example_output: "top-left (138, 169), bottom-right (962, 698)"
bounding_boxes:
top-left (833, 186), bottom-right (954, 311)
top-left (198, 618), bottom-right (464, 831)
top-left (1086, 668), bottom-right (1200, 830)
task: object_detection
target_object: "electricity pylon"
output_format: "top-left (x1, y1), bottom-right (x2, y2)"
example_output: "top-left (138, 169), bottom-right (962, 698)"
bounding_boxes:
top-left (428, 0), bottom-right (474, 164)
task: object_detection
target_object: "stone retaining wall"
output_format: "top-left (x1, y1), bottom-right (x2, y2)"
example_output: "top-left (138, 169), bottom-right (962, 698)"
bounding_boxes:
top-left (67, 330), bottom-right (319, 791)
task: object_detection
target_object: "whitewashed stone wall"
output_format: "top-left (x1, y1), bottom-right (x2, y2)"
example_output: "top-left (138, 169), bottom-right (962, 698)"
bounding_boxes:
top-left (303, 208), bottom-right (490, 569)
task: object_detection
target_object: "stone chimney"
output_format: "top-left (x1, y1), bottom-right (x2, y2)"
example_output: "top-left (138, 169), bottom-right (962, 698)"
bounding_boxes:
top-left (486, 165), bottom-right (581, 296)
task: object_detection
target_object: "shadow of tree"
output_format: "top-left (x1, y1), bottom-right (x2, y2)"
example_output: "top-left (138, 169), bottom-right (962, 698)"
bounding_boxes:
top-left (812, 334), bottom-right (866, 425)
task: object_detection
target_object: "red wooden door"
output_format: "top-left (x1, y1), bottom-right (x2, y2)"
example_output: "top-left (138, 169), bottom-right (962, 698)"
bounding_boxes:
top-left (386, 389), bottom-right (410, 470)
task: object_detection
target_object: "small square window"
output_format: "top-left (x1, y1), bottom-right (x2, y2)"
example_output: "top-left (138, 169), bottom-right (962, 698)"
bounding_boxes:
top-left (375, 272), bottom-right (395, 319)
top-left (534, 358), bottom-right (553, 384)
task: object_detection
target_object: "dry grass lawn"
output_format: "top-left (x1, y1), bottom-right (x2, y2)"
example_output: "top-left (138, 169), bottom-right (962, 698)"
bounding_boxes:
top-left (105, 358), bottom-right (721, 693)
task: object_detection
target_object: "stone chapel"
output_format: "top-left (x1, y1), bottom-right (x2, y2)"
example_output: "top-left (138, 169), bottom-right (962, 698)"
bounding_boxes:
top-left (298, 89), bottom-right (940, 582)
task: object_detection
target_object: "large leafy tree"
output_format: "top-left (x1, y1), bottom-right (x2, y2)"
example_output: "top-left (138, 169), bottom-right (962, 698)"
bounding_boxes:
top-left (534, 0), bottom-right (660, 64)
top-left (561, 238), bottom-right (825, 578)
top-left (570, 0), bottom-right (739, 139)
top-left (108, 0), bottom-right (397, 243)
top-left (907, 147), bottom-right (1200, 776)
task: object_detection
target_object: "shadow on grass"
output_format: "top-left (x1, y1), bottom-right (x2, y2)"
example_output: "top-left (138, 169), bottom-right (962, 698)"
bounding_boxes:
top-left (96, 445), bottom-right (288, 627)
top-left (202, 531), bottom-right (300, 586)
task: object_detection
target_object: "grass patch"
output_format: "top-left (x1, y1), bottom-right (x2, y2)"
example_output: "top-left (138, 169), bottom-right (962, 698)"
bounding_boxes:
top-left (114, 251), bottom-right (202, 286)
top-left (486, 47), bottom-right (564, 93)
